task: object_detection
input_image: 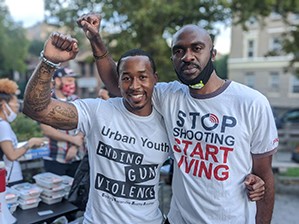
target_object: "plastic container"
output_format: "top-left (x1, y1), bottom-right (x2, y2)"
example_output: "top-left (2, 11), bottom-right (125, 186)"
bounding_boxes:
top-left (7, 202), bottom-right (19, 214)
top-left (18, 146), bottom-right (50, 161)
top-left (18, 198), bottom-right (41, 210)
top-left (5, 187), bottom-right (20, 204)
top-left (33, 172), bottom-right (63, 189)
top-left (61, 175), bottom-right (74, 194)
top-left (61, 175), bottom-right (73, 187)
top-left (40, 185), bottom-right (65, 198)
top-left (40, 193), bottom-right (64, 205)
top-left (11, 182), bottom-right (42, 200)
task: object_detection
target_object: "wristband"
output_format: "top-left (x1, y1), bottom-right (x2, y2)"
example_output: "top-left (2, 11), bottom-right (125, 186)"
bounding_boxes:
top-left (40, 50), bottom-right (61, 69)
top-left (93, 50), bottom-right (109, 60)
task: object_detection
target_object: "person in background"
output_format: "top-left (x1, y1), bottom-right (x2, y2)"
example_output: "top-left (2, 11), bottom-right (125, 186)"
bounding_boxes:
top-left (98, 86), bottom-right (110, 100)
top-left (77, 13), bottom-right (277, 224)
top-left (41, 67), bottom-right (86, 177)
top-left (0, 78), bottom-right (45, 184)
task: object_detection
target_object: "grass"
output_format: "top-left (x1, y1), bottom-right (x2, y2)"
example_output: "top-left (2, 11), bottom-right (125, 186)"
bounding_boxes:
top-left (280, 167), bottom-right (299, 177)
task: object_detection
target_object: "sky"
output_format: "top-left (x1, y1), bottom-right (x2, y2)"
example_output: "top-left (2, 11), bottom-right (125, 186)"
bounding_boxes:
top-left (4, 0), bottom-right (231, 54)
top-left (5, 0), bottom-right (44, 27)
top-left (214, 25), bottom-right (231, 54)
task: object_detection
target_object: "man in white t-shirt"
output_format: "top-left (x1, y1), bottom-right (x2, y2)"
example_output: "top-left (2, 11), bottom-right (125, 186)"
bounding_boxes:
top-left (78, 14), bottom-right (278, 224)
top-left (23, 36), bottom-right (171, 223)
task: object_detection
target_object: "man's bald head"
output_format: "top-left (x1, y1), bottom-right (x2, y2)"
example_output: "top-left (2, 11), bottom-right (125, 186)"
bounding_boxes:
top-left (171, 25), bottom-right (213, 50)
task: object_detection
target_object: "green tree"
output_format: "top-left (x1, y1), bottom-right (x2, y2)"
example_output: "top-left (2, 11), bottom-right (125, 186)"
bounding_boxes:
top-left (214, 54), bottom-right (228, 79)
top-left (10, 114), bottom-right (43, 142)
top-left (0, 0), bottom-right (29, 78)
top-left (44, 0), bottom-right (299, 79)
top-left (28, 39), bottom-right (45, 56)
top-left (45, 0), bottom-right (231, 81)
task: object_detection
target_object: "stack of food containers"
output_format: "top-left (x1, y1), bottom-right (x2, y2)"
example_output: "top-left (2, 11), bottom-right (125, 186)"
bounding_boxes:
top-left (33, 172), bottom-right (65, 205)
top-left (11, 182), bottom-right (42, 210)
top-left (60, 175), bottom-right (74, 199)
top-left (5, 187), bottom-right (20, 213)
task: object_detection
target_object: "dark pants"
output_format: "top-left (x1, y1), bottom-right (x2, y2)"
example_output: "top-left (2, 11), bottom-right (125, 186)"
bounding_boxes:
top-left (164, 218), bottom-right (170, 224)
top-left (44, 159), bottom-right (81, 177)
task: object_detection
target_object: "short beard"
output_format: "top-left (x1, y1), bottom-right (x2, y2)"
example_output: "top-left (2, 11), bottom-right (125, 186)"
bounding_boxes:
top-left (176, 53), bottom-right (215, 89)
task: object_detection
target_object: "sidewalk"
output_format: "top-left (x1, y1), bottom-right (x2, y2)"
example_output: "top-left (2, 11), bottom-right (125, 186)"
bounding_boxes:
top-left (272, 184), bottom-right (299, 224)
top-left (272, 150), bottom-right (299, 224)
top-left (159, 182), bottom-right (299, 224)
top-left (158, 151), bottom-right (299, 223)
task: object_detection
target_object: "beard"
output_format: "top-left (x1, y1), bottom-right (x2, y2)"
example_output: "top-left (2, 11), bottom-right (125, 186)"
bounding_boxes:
top-left (176, 54), bottom-right (215, 89)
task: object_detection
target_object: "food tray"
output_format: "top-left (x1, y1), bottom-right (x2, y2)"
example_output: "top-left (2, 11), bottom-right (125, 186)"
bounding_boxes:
top-left (18, 198), bottom-right (41, 210)
top-left (40, 194), bottom-right (64, 205)
top-left (5, 187), bottom-right (20, 204)
top-left (33, 172), bottom-right (63, 189)
top-left (11, 182), bottom-right (42, 200)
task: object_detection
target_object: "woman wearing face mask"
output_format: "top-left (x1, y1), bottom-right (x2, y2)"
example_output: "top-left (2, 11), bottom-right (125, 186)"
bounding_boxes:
top-left (0, 78), bottom-right (46, 184)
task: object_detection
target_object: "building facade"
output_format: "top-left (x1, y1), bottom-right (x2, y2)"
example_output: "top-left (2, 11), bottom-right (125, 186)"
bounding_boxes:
top-left (228, 13), bottom-right (299, 113)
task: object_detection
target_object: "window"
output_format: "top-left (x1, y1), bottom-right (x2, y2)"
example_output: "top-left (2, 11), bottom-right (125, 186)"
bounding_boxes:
top-left (247, 40), bottom-right (255, 58)
top-left (291, 13), bottom-right (299, 21)
top-left (270, 37), bottom-right (282, 52)
top-left (80, 62), bottom-right (86, 76)
top-left (246, 16), bottom-right (257, 26)
top-left (269, 72), bottom-right (279, 92)
top-left (245, 72), bottom-right (255, 89)
top-left (89, 64), bottom-right (95, 77)
top-left (291, 75), bottom-right (299, 93)
top-left (270, 11), bottom-right (281, 20)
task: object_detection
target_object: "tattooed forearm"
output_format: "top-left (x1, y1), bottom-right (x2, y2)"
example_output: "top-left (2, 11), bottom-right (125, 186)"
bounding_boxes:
top-left (24, 62), bottom-right (78, 130)
top-left (25, 63), bottom-right (53, 112)
top-left (23, 31), bottom-right (80, 131)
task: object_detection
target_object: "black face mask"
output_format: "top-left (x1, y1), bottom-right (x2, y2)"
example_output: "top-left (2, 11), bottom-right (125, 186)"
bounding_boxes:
top-left (176, 50), bottom-right (215, 89)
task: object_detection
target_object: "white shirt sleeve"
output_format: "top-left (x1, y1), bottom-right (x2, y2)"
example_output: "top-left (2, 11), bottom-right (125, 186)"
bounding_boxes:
top-left (250, 95), bottom-right (279, 155)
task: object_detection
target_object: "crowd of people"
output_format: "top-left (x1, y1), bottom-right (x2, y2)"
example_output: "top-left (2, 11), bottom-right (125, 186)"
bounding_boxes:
top-left (0, 11), bottom-right (278, 224)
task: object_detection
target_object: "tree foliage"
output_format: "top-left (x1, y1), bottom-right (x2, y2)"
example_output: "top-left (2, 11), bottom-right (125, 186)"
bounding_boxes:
top-left (44, 0), bottom-right (299, 80)
top-left (0, 0), bottom-right (29, 78)
top-left (28, 39), bottom-right (45, 56)
top-left (11, 114), bottom-right (43, 142)
top-left (231, 0), bottom-right (299, 26)
top-left (45, 0), bottom-right (231, 81)
top-left (214, 54), bottom-right (228, 79)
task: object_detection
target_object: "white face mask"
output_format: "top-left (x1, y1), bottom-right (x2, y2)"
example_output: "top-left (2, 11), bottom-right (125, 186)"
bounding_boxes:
top-left (3, 103), bottom-right (17, 123)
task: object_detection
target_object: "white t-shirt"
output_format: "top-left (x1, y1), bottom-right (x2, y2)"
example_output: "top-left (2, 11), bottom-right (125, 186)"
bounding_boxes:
top-left (0, 120), bottom-right (23, 183)
top-left (153, 80), bottom-right (279, 224)
top-left (72, 97), bottom-right (171, 224)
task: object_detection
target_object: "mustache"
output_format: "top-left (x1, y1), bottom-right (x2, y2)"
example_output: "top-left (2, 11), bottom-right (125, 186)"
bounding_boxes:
top-left (181, 62), bottom-right (201, 71)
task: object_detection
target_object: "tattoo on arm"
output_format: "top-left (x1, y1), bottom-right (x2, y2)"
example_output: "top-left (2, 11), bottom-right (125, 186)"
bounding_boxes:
top-left (45, 104), bottom-right (78, 129)
top-left (26, 63), bottom-right (53, 112)
top-left (24, 62), bottom-right (78, 130)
